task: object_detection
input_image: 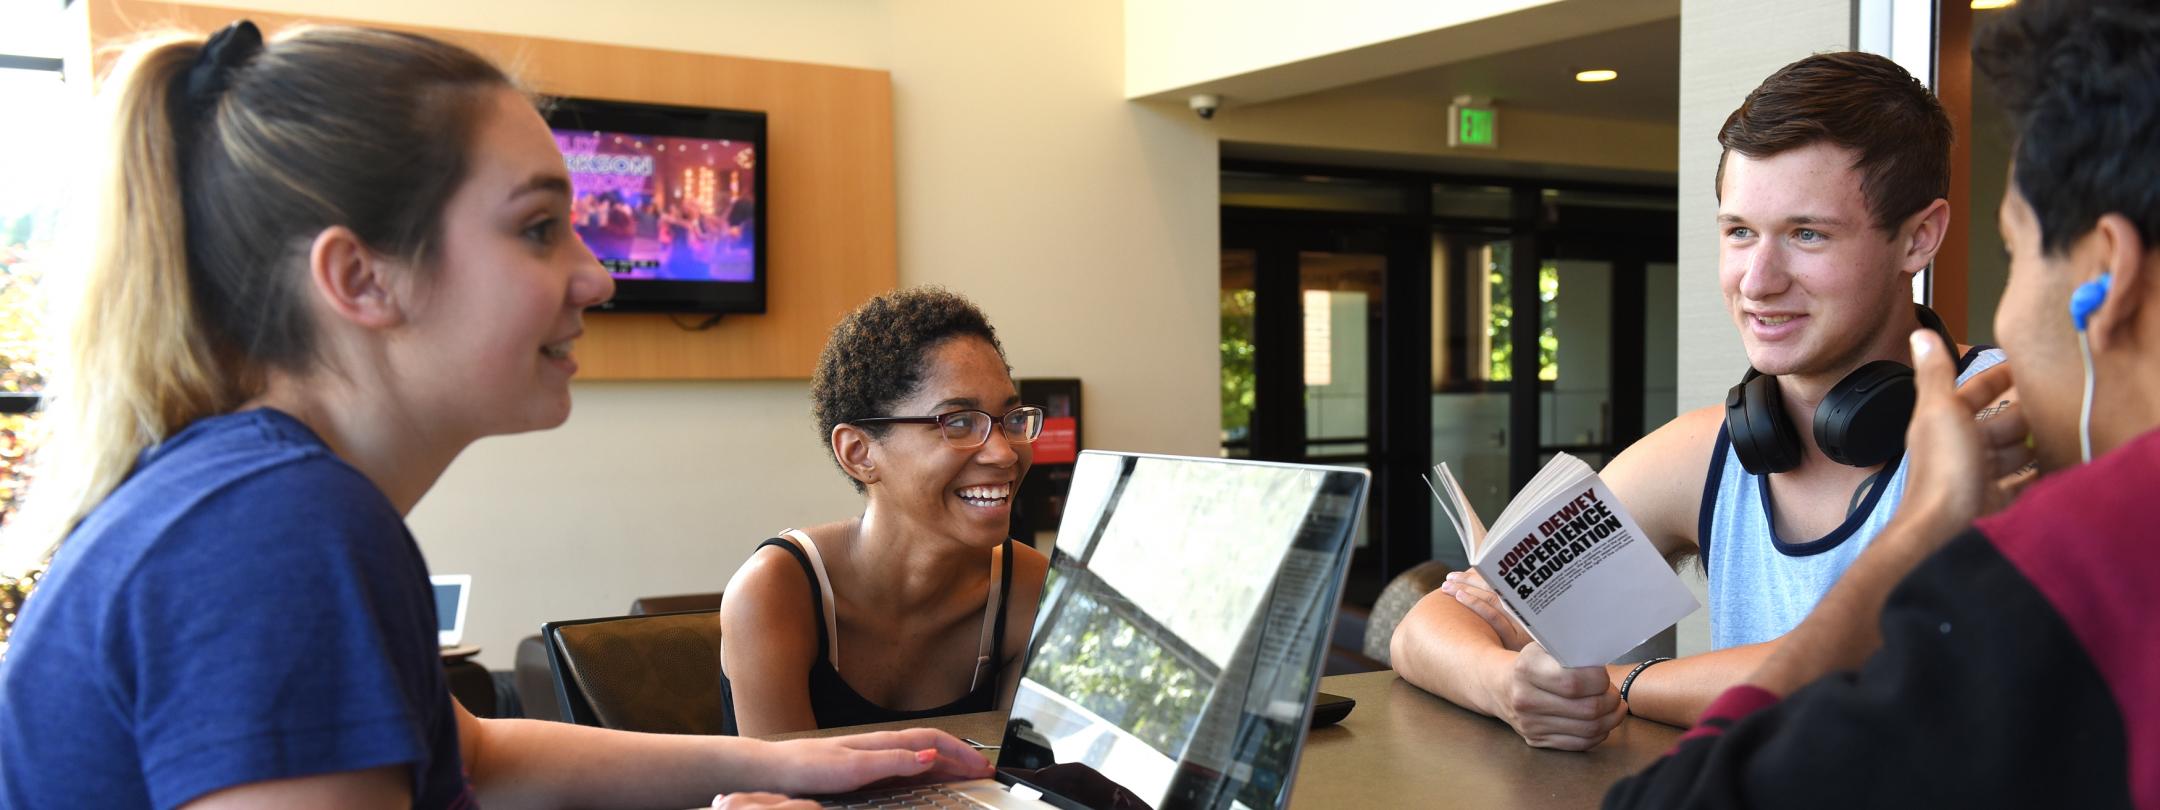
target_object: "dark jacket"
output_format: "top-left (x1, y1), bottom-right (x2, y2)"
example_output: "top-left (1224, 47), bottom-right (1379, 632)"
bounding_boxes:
top-left (1606, 428), bottom-right (2160, 809)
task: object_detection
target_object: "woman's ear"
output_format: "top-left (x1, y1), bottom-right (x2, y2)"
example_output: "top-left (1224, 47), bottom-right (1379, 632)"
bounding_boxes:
top-left (307, 225), bottom-right (405, 329)
top-left (831, 424), bottom-right (880, 488)
top-left (2084, 213), bottom-right (2146, 353)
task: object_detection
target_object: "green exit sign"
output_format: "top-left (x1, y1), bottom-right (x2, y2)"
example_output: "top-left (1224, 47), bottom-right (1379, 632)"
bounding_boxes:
top-left (1450, 101), bottom-right (1498, 149)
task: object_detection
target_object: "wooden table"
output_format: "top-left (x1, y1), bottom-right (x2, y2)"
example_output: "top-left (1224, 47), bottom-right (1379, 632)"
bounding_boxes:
top-left (772, 670), bottom-right (1681, 809)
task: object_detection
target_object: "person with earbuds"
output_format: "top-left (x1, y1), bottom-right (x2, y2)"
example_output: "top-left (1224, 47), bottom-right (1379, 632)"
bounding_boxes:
top-left (1607, 1), bottom-right (2158, 803)
top-left (1391, 51), bottom-right (2010, 748)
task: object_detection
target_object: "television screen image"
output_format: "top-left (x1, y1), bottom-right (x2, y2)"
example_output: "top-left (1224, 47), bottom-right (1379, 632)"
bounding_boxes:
top-left (554, 130), bottom-right (757, 283)
top-left (545, 97), bottom-right (767, 314)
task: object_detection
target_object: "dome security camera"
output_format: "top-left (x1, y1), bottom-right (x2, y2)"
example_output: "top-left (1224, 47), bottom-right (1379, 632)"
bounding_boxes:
top-left (1188, 93), bottom-right (1221, 120)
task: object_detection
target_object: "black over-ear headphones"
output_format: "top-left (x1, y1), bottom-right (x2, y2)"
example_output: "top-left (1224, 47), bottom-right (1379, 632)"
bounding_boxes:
top-left (1724, 304), bottom-right (1956, 475)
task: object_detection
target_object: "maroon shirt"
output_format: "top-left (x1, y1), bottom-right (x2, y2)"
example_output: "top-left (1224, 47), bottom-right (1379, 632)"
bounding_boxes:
top-left (1607, 428), bottom-right (2160, 809)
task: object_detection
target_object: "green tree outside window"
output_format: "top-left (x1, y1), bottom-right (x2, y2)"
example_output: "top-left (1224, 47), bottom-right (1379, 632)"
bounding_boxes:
top-left (1489, 263), bottom-right (1558, 382)
top-left (1220, 289), bottom-right (1256, 446)
top-left (0, 57), bottom-right (71, 652)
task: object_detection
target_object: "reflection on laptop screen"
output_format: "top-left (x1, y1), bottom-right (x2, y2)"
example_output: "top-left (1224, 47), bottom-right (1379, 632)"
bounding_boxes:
top-left (433, 585), bottom-right (459, 634)
top-left (430, 575), bottom-right (470, 648)
top-left (999, 452), bottom-right (1368, 810)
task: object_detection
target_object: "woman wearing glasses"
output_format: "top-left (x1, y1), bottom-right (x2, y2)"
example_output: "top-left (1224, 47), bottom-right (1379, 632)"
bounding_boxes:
top-left (720, 287), bottom-right (1051, 736)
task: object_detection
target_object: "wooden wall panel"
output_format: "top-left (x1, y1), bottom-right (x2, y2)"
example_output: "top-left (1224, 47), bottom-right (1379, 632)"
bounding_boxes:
top-left (86, 0), bottom-right (896, 380)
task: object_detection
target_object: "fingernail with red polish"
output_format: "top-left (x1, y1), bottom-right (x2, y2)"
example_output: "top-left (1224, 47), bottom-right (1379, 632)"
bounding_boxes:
top-left (916, 749), bottom-right (938, 765)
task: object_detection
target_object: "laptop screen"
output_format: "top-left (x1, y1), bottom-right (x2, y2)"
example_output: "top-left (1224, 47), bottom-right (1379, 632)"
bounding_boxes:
top-left (996, 452), bottom-right (1368, 810)
top-left (430, 575), bottom-right (470, 647)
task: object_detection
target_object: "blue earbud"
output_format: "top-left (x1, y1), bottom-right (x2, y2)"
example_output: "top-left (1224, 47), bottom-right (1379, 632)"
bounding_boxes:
top-left (2071, 273), bottom-right (2113, 332)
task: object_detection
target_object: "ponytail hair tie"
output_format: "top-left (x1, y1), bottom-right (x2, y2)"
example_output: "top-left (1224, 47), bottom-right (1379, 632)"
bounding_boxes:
top-left (183, 20), bottom-right (264, 111)
top-left (169, 19), bottom-right (263, 146)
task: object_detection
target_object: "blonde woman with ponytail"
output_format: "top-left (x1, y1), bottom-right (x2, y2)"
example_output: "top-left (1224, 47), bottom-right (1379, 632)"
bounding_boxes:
top-left (0, 22), bottom-right (986, 810)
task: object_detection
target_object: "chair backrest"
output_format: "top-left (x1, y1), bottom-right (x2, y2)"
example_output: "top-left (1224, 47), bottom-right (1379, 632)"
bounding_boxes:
top-left (628, 591), bottom-right (725, 616)
top-left (1363, 561), bottom-right (1454, 665)
top-left (542, 608), bottom-right (728, 734)
top-left (512, 635), bottom-right (562, 722)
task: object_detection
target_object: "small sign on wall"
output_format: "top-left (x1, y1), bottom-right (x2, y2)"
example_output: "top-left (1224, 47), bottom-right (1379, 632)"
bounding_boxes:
top-left (1015, 378), bottom-right (1081, 541)
top-left (1449, 95), bottom-right (1498, 149)
top-left (1035, 416), bottom-right (1078, 464)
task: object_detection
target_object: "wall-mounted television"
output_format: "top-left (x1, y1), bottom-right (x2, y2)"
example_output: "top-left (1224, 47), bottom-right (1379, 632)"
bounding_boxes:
top-left (546, 96), bottom-right (767, 314)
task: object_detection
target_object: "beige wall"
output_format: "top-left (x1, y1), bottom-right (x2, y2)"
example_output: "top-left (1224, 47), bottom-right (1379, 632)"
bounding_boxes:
top-left (886, 6), bottom-right (1220, 464)
top-left (166, 0), bottom-right (1219, 670)
top-left (166, 0), bottom-right (897, 69)
top-left (1216, 89), bottom-right (1679, 176)
top-left (1673, 0), bottom-right (1852, 655)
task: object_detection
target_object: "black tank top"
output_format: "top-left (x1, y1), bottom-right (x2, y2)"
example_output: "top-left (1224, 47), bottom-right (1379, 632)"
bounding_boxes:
top-left (719, 535), bottom-right (1014, 734)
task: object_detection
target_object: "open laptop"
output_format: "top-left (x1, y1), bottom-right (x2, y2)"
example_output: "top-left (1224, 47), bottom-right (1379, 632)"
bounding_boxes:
top-left (824, 451), bottom-right (1370, 810)
top-left (430, 574), bottom-right (472, 649)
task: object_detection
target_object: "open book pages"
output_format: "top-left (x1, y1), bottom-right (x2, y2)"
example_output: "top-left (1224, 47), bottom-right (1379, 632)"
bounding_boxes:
top-left (1424, 454), bottom-right (1699, 667)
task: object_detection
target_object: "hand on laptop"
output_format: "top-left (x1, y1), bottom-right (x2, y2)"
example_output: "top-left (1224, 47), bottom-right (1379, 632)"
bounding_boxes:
top-left (760, 729), bottom-right (993, 796)
top-left (1486, 641), bottom-right (1626, 751)
top-left (1440, 570), bottom-right (1530, 651)
top-left (705, 791), bottom-right (817, 809)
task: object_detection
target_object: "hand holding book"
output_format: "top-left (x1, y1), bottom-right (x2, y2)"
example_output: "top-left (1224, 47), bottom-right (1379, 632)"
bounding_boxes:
top-left (1426, 454), bottom-right (1699, 668)
top-left (1439, 569), bottom-right (1530, 651)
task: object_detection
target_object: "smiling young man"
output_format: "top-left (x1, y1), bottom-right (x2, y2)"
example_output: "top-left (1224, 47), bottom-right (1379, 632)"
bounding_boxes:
top-left (1608, 1), bottom-right (2160, 803)
top-left (1391, 52), bottom-right (2008, 749)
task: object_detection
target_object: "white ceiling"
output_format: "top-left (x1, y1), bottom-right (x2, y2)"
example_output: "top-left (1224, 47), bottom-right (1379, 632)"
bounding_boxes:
top-left (1132, 0), bottom-right (1679, 109)
top-left (1330, 17), bottom-right (1680, 124)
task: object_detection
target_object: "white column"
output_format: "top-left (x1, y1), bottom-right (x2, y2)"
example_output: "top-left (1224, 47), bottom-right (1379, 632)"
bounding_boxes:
top-left (1674, 0), bottom-right (1854, 655)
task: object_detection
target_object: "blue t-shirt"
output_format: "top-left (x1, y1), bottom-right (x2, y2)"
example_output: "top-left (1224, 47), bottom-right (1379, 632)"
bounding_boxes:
top-left (0, 409), bottom-right (471, 809)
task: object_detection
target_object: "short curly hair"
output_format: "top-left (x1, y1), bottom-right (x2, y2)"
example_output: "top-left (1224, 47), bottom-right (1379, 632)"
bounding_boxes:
top-left (812, 286), bottom-right (1010, 491)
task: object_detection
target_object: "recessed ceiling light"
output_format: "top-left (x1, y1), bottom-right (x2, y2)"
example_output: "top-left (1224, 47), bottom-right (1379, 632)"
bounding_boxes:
top-left (1575, 69), bottom-right (1619, 83)
top-left (1971, 0), bottom-right (2014, 8)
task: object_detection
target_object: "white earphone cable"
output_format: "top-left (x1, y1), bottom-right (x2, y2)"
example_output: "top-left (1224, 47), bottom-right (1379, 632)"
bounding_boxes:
top-left (2080, 331), bottom-right (2096, 464)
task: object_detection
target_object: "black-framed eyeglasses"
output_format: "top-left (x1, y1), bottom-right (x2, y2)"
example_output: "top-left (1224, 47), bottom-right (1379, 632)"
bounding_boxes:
top-left (851, 405), bottom-right (1046, 450)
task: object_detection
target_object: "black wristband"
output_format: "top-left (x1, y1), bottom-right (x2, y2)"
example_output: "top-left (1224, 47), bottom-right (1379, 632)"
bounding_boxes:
top-left (1619, 657), bottom-right (1672, 710)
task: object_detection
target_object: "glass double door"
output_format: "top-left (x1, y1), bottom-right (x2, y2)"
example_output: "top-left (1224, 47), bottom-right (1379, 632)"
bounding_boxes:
top-left (1219, 247), bottom-right (1385, 464)
top-left (1222, 221), bottom-right (1414, 605)
top-left (1224, 215), bottom-right (1672, 600)
top-left (1426, 233), bottom-right (1676, 570)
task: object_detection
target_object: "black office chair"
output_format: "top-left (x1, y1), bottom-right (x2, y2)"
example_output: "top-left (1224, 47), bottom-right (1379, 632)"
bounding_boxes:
top-left (513, 635), bottom-right (562, 722)
top-left (628, 591), bottom-right (725, 616)
top-left (542, 608), bottom-right (729, 734)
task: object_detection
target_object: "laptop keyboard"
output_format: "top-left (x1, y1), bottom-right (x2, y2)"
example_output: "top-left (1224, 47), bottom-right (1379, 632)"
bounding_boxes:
top-left (819, 784), bottom-right (992, 808)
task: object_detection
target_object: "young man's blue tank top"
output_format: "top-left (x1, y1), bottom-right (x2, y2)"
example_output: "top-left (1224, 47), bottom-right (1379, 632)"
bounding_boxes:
top-left (0, 409), bottom-right (471, 809)
top-left (1700, 347), bottom-right (2006, 650)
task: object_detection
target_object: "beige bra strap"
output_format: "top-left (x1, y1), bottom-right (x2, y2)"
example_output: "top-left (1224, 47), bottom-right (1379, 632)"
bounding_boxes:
top-left (971, 543), bottom-right (1004, 692)
top-left (781, 529), bottom-right (843, 670)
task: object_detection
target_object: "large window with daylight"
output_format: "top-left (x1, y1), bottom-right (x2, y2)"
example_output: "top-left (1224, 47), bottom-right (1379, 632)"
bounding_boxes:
top-left (0, 0), bottom-right (83, 649)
